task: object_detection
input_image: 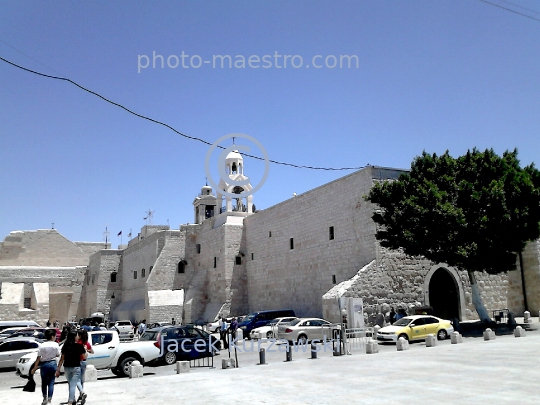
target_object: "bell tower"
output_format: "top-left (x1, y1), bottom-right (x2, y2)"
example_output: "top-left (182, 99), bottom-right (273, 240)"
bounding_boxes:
top-left (193, 183), bottom-right (217, 224)
top-left (217, 150), bottom-right (254, 215)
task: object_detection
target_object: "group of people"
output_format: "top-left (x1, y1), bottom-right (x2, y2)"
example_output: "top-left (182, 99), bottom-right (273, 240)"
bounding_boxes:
top-left (219, 317), bottom-right (239, 349)
top-left (30, 328), bottom-right (93, 405)
top-left (45, 319), bottom-right (60, 328)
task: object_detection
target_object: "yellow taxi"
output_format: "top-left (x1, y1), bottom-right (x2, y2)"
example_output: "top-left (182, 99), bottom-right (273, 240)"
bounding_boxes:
top-left (376, 315), bottom-right (454, 343)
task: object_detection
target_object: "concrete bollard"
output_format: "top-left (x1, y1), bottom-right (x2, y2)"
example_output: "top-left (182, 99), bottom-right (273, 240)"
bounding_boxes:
top-left (524, 311), bottom-right (531, 323)
top-left (450, 331), bottom-right (463, 344)
top-left (514, 326), bottom-right (527, 337)
top-left (425, 334), bottom-right (437, 347)
top-left (84, 364), bottom-right (97, 382)
top-left (310, 343), bottom-right (317, 359)
top-left (483, 328), bottom-right (496, 341)
top-left (396, 337), bottom-right (409, 351)
top-left (258, 348), bottom-right (267, 365)
top-left (285, 345), bottom-right (293, 362)
top-left (366, 340), bottom-right (379, 354)
top-left (175, 361), bottom-right (189, 374)
top-left (129, 360), bottom-right (143, 378)
top-left (373, 325), bottom-right (381, 337)
top-left (221, 358), bottom-right (236, 369)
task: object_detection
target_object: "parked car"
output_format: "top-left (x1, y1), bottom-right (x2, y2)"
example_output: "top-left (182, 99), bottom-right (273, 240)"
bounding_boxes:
top-left (376, 315), bottom-right (454, 343)
top-left (206, 319), bottom-right (221, 333)
top-left (276, 318), bottom-right (333, 344)
top-left (0, 337), bottom-right (41, 368)
top-left (16, 330), bottom-right (160, 378)
top-left (239, 309), bottom-right (296, 339)
top-left (140, 325), bottom-right (221, 365)
top-left (250, 317), bottom-right (298, 340)
top-left (149, 322), bottom-right (172, 329)
top-left (0, 321), bottom-right (41, 333)
top-left (2, 328), bottom-right (47, 341)
top-left (0, 327), bottom-right (27, 340)
top-left (111, 320), bottom-right (134, 338)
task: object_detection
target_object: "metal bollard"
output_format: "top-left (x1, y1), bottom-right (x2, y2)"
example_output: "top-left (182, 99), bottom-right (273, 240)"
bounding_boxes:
top-left (285, 345), bottom-right (292, 362)
top-left (258, 348), bottom-right (267, 365)
top-left (310, 343), bottom-right (317, 359)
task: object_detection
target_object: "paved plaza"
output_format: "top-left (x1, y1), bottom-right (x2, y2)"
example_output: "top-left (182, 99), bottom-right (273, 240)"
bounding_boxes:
top-left (1, 327), bottom-right (539, 405)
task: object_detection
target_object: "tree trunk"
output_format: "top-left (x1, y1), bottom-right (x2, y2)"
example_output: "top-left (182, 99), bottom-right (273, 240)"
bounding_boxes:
top-left (467, 270), bottom-right (491, 322)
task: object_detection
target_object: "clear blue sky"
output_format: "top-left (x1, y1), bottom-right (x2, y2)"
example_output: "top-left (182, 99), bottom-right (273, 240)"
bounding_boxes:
top-left (1, 1), bottom-right (539, 244)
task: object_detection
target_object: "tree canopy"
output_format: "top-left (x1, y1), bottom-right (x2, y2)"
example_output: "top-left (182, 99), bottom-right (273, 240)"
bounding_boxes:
top-left (365, 148), bottom-right (540, 275)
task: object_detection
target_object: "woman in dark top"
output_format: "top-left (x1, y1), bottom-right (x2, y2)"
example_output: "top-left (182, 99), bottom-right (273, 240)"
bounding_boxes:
top-left (55, 331), bottom-right (87, 405)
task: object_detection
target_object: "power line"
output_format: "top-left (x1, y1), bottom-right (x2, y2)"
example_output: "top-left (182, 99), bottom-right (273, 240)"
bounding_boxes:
top-left (0, 55), bottom-right (364, 172)
top-left (498, 0), bottom-right (540, 15)
top-left (478, 0), bottom-right (540, 23)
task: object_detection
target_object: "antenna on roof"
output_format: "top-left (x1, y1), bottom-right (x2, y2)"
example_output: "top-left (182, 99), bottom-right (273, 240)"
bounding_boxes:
top-left (145, 209), bottom-right (155, 225)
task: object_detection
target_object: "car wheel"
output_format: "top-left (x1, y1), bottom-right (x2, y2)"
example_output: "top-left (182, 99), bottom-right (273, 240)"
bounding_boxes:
top-left (119, 356), bottom-right (138, 377)
top-left (266, 331), bottom-right (273, 339)
top-left (214, 327), bottom-right (220, 333)
top-left (398, 333), bottom-right (409, 341)
top-left (164, 351), bottom-right (177, 365)
top-left (297, 334), bottom-right (308, 345)
top-left (437, 329), bottom-right (447, 340)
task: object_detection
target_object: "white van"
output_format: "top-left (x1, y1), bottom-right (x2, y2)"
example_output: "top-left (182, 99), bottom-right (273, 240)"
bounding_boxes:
top-left (0, 320), bottom-right (41, 332)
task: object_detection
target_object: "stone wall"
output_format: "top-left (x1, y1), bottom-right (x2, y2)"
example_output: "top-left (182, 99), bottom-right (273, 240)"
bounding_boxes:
top-left (0, 230), bottom-right (91, 266)
top-left (321, 243), bottom-right (526, 324)
top-left (243, 166), bottom-right (400, 318)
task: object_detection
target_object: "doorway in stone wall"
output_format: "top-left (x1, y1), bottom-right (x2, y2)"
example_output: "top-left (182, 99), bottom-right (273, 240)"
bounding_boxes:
top-left (429, 268), bottom-right (460, 321)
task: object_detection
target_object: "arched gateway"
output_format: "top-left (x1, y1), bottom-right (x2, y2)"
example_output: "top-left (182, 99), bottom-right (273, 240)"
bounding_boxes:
top-left (424, 265), bottom-right (466, 321)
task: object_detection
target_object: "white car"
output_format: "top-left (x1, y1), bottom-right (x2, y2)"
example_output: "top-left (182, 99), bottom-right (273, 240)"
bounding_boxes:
top-left (112, 320), bottom-right (134, 338)
top-left (276, 318), bottom-right (333, 344)
top-left (16, 330), bottom-right (159, 378)
top-left (0, 337), bottom-right (41, 368)
top-left (250, 317), bottom-right (298, 340)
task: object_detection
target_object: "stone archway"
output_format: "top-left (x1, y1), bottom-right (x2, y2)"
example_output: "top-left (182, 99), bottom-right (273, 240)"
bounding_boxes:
top-left (424, 265), bottom-right (466, 321)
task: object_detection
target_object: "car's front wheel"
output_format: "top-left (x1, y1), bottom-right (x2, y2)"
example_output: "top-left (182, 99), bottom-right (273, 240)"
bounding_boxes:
top-left (437, 329), bottom-right (447, 340)
top-left (397, 333), bottom-right (409, 342)
top-left (266, 331), bottom-right (273, 339)
top-left (164, 351), bottom-right (177, 365)
top-left (297, 334), bottom-right (308, 345)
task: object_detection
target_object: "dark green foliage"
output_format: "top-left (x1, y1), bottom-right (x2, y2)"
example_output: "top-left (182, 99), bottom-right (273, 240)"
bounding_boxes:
top-left (365, 148), bottom-right (540, 275)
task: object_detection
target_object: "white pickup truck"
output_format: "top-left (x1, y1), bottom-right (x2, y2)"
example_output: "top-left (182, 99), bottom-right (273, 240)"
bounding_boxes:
top-left (16, 330), bottom-right (159, 378)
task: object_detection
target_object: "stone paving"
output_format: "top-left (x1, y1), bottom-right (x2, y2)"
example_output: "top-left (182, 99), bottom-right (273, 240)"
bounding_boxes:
top-left (2, 324), bottom-right (539, 405)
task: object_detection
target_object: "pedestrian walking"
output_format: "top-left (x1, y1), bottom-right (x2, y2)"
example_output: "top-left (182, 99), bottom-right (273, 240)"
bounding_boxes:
top-left (138, 319), bottom-right (147, 336)
top-left (389, 307), bottom-right (396, 325)
top-left (30, 329), bottom-right (60, 405)
top-left (76, 330), bottom-right (93, 404)
top-left (220, 317), bottom-right (228, 349)
top-left (56, 331), bottom-right (87, 405)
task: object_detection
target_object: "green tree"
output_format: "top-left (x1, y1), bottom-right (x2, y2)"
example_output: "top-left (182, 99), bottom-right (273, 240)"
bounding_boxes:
top-left (365, 148), bottom-right (540, 321)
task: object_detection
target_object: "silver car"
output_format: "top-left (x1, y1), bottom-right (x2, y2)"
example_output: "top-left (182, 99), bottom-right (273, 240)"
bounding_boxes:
top-left (0, 337), bottom-right (41, 368)
top-left (276, 318), bottom-right (332, 344)
top-left (250, 317), bottom-right (298, 340)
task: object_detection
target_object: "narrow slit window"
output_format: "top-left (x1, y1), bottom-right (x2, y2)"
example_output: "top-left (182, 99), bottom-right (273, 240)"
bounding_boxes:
top-left (290, 238), bottom-right (294, 250)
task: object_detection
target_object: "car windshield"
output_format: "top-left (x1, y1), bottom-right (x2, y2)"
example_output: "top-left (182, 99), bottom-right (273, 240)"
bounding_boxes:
top-left (393, 317), bottom-right (413, 326)
top-left (239, 314), bottom-right (255, 324)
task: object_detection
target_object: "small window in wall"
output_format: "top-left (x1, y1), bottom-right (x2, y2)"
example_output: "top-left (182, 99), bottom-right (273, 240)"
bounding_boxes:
top-left (196, 244), bottom-right (201, 254)
top-left (142, 268), bottom-right (146, 278)
top-left (110, 272), bottom-right (117, 283)
top-left (290, 238), bottom-right (294, 250)
top-left (91, 274), bottom-right (96, 285)
top-left (329, 226), bottom-right (335, 240)
top-left (269, 231), bottom-right (272, 237)
top-left (251, 253), bottom-right (254, 260)
top-left (178, 261), bottom-right (186, 274)
top-left (235, 256), bottom-right (242, 265)
top-left (332, 275), bottom-right (337, 284)
top-left (214, 257), bottom-right (217, 268)
top-left (134, 271), bottom-right (138, 280)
